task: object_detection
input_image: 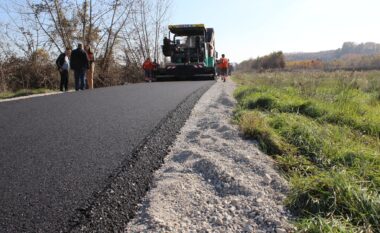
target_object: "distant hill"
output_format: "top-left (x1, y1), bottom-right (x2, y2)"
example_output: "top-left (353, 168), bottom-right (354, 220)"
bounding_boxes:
top-left (285, 42), bottom-right (380, 61)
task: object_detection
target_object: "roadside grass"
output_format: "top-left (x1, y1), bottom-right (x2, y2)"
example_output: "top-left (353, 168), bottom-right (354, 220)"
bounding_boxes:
top-left (297, 216), bottom-right (364, 233)
top-left (0, 88), bottom-right (54, 99)
top-left (234, 74), bottom-right (380, 137)
top-left (232, 71), bottom-right (380, 232)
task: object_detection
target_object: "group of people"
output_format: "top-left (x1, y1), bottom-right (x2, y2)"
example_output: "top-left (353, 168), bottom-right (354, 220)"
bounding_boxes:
top-left (56, 43), bottom-right (95, 91)
top-left (57, 45), bottom-right (228, 88)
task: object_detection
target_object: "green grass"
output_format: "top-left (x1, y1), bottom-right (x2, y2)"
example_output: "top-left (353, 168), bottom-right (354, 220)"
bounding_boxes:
top-left (233, 71), bottom-right (380, 232)
top-left (0, 88), bottom-right (54, 99)
top-left (296, 216), bottom-right (364, 233)
top-left (235, 82), bottom-right (380, 138)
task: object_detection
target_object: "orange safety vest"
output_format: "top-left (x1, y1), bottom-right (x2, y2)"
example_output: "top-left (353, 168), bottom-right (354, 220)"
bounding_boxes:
top-left (143, 60), bottom-right (153, 70)
top-left (219, 58), bottom-right (229, 69)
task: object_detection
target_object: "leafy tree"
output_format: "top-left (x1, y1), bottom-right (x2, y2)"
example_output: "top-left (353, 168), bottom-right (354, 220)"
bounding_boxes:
top-left (239, 51), bottom-right (285, 71)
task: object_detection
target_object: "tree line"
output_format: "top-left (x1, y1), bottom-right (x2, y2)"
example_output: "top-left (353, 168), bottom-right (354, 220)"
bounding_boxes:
top-left (286, 42), bottom-right (380, 62)
top-left (238, 51), bottom-right (285, 72)
top-left (286, 54), bottom-right (380, 71)
top-left (0, 0), bottom-right (171, 92)
top-left (238, 51), bottom-right (380, 72)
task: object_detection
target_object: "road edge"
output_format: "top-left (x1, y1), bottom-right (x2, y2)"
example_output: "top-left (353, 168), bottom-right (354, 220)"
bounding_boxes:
top-left (0, 91), bottom-right (65, 103)
top-left (64, 82), bottom-right (215, 232)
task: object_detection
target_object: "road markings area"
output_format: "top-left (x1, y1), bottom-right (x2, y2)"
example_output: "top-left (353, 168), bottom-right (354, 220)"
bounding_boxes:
top-left (0, 91), bottom-right (75, 103)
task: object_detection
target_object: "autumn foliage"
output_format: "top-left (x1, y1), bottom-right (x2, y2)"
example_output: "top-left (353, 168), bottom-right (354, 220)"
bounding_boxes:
top-left (238, 52), bottom-right (380, 72)
top-left (286, 60), bottom-right (323, 70)
top-left (238, 51), bottom-right (285, 71)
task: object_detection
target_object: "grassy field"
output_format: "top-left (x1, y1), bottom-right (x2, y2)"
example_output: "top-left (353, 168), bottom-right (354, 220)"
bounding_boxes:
top-left (233, 71), bottom-right (380, 232)
top-left (0, 88), bottom-right (54, 100)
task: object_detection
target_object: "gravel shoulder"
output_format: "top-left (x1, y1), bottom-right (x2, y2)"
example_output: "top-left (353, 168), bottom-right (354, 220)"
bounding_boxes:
top-left (126, 79), bottom-right (294, 233)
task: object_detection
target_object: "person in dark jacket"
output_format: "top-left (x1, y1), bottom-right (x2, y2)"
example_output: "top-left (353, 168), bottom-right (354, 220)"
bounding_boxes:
top-left (56, 47), bottom-right (72, 91)
top-left (70, 43), bottom-right (89, 91)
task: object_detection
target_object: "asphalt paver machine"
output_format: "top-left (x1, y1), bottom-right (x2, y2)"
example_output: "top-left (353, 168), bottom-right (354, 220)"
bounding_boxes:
top-left (154, 24), bottom-right (217, 80)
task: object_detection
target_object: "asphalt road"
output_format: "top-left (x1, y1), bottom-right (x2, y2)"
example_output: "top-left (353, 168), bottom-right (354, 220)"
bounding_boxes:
top-left (0, 81), bottom-right (214, 232)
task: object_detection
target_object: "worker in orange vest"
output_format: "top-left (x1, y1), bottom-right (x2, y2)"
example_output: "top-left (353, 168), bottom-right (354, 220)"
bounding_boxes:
top-left (142, 57), bottom-right (154, 82)
top-left (218, 54), bottom-right (229, 82)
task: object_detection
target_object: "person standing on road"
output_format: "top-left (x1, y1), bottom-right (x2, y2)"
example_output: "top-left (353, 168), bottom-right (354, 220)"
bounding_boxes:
top-left (218, 54), bottom-right (229, 82)
top-left (152, 59), bottom-right (159, 81)
top-left (70, 43), bottom-right (89, 91)
top-left (142, 57), bottom-right (154, 82)
top-left (85, 45), bottom-right (95, 89)
top-left (55, 47), bottom-right (72, 92)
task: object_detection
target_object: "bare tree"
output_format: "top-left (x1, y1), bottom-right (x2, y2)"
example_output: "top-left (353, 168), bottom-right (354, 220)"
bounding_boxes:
top-left (26, 0), bottom-right (77, 52)
top-left (152, 0), bottom-right (171, 62)
top-left (122, 0), bottom-right (171, 65)
top-left (0, 0), bottom-right (172, 91)
top-left (77, 0), bottom-right (101, 47)
top-left (96, 0), bottom-right (133, 70)
top-left (0, 1), bottom-right (46, 57)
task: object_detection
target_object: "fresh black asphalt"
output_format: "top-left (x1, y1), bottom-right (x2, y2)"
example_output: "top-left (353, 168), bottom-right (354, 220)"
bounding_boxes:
top-left (0, 81), bottom-right (214, 232)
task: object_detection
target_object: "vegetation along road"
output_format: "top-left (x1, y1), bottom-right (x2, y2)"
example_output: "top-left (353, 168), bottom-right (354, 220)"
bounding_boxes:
top-left (233, 71), bottom-right (380, 232)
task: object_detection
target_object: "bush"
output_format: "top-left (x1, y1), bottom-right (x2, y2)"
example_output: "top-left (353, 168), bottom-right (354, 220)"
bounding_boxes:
top-left (251, 51), bottom-right (285, 70)
top-left (0, 51), bottom-right (60, 92)
top-left (0, 54), bottom-right (144, 93)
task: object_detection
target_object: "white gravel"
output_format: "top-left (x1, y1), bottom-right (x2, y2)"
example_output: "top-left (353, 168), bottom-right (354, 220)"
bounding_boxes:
top-left (126, 79), bottom-right (294, 233)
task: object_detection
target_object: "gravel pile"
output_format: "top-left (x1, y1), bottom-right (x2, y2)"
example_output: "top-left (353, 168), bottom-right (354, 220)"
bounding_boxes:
top-left (126, 79), bottom-right (294, 233)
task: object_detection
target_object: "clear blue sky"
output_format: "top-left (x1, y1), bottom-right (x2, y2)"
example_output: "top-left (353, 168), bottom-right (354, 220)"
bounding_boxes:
top-left (170, 0), bottom-right (380, 62)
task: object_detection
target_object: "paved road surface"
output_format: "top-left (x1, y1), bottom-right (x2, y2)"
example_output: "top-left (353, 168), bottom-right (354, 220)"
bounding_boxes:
top-left (0, 81), bottom-right (213, 232)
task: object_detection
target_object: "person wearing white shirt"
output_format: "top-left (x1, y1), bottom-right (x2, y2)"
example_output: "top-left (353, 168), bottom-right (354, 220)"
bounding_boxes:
top-left (56, 47), bottom-right (72, 92)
